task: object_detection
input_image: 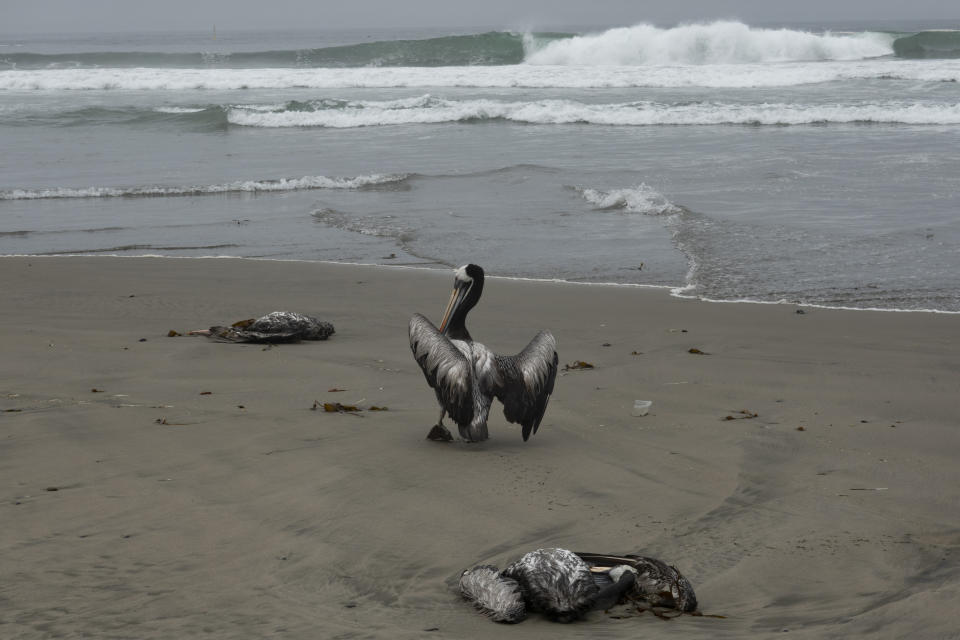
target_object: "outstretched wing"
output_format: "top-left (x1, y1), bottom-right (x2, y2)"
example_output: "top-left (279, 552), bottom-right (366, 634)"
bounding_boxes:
top-left (494, 330), bottom-right (558, 441)
top-left (409, 313), bottom-right (474, 427)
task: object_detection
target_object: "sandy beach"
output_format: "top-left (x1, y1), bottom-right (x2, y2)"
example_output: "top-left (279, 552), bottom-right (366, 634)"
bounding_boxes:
top-left (1, 255), bottom-right (958, 639)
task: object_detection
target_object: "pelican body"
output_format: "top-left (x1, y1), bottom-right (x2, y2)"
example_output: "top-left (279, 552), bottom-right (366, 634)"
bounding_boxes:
top-left (409, 264), bottom-right (558, 442)
top-left (460, 548), bottom-right (638, 624)
top-left (459, 548), bottom-right (697, 624)
top-left (575, 552), bottom-right (698, 612)
top-left (193, 311), bottom-right (334, 343)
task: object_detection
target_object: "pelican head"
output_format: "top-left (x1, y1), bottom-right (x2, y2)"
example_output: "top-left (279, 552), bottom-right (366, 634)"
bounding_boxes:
top-left (439, 264), bottom-right (485, 339)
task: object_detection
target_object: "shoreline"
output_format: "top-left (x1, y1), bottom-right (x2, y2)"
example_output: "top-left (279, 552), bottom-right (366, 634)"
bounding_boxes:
top-left (2, 255), bottom-right (959, 638)
top-left (4, 253), bottom-right (957, 315)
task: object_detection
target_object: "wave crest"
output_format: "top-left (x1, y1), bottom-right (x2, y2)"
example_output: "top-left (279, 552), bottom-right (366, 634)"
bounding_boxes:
top-left (223, 96), bottom-right (960, 128)
top-left (576, 184), bottom-right (680, 215)
top-left (4, 60), bottom-right (958, 91)
top-left (0, 174), bottom-right (410, 200)
top-left (525, 21), bottom-right (894, 65)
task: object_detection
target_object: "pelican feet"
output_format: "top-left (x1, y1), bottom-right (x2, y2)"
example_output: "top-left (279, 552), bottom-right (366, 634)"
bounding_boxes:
top-left (426, 423), bottom-right (454, 442)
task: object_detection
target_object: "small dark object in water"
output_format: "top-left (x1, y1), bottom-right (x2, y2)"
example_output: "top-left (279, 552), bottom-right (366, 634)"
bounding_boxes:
top-left (168, 330), bottom-right (182, 337)
top-left (796, 309), bottom-right (806, 315)
top-left (193, 311), bottom-right (334, 343)
top-left (688, 348), bottom-right (709, 355)
top-left (139, 338), bottom-right (147, 342)
top-left (563, 360), bottom-right (594, 371)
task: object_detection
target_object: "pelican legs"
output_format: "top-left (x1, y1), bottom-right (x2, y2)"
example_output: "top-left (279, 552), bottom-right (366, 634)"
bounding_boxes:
top-left (426, 409), bottom-right (454, 442)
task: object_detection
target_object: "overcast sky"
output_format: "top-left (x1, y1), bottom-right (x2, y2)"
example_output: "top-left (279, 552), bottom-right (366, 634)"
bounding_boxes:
top-left (3, 0), bottom-right (957, 34)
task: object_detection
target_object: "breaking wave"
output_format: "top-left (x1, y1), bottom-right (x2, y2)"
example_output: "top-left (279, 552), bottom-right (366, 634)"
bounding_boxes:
top-left (4, 60), bottom-right (957, 91)
top-left (224, 96), bottom-right (960, 128)
top-left (5, 95), bottom-right (957, 131)
top-left (525, 21), bottom-right (895, 65)
top-left (574, 184), bottom-right (681, 215)
top-left (7, 24), bottom-right (956, 72)
top-left (0, 173), bottom-right (410, 200)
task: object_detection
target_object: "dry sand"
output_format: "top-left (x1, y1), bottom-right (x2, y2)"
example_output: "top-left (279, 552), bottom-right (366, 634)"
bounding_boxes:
top-left (1, 256), bottom-right (958, 639)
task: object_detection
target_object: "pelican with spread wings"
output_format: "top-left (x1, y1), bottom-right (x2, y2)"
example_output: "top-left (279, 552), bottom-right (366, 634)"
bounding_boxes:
top-left (409, 264), bottom-right (558, 443)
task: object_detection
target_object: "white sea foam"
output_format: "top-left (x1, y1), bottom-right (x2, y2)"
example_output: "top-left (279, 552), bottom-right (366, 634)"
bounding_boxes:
top-left (524, 21), bottom-right (895, 65)
top-left (576, 184), bottom-right (680, 215)
top-left (153, 106), bottom-right (206, 114)
top-left (2, 59), bottom-right (957, 91)
top-left (225, 96), bottom-right (960, 128)
top-left (0, 173), bottom-right (408, 200)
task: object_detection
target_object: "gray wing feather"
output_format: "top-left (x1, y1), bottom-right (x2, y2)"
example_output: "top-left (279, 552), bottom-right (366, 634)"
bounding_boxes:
top-left (494, 330), bottom-right (558, 441)
top-left (409, 313), bottom-right (474, 427)
top-left (459, 565), bottom-right (527, 623)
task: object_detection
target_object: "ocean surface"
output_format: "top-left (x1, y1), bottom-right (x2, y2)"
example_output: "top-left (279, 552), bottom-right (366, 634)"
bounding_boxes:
top-left (2, 20), bottom-right (959, 311)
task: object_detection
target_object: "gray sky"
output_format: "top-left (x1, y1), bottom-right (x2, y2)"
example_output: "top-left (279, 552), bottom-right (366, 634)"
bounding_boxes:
top-left (3, 0), bottom-right (957, 33)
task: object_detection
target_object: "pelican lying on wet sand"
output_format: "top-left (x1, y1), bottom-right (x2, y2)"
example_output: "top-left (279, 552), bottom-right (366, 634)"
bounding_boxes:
top-left (459, 547), bottom-right (697, 624)
top-left (409, 264), bottom-right (558, 442)
top-left (190, 311), bottom-right (334, 343)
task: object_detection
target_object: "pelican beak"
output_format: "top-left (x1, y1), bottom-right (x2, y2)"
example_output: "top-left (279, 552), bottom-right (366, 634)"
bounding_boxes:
top-left (438, 282), bottom-right (468, 335)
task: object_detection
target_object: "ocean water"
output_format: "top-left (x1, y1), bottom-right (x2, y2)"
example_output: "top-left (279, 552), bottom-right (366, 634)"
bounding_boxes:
top-left (1, 20), bottom-right (959, 311)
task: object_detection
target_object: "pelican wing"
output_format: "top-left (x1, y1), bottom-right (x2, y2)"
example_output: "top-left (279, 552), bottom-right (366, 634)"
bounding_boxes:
top-left (409, 313), bottom-right (474, 426)
top-left (494, 330), bottom-right (558, 441)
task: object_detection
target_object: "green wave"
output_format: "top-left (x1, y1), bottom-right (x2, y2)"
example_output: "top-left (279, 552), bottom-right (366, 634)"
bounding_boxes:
top-left (892, 30), bottom-right (960, 58)
top-left (0, 31), bottom-right (572, 69)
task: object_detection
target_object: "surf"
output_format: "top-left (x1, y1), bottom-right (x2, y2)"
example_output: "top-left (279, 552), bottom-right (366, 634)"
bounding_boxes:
top-left (525, 21), bottom-right (895, 65)
top-left (11, 22), bottom-right (957, 73)
top-left (0, 173), bottom-right (410, 200)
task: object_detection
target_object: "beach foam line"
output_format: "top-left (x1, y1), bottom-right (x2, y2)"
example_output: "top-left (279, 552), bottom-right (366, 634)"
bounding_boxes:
top-left (4, 254), bottom-right (955, 314)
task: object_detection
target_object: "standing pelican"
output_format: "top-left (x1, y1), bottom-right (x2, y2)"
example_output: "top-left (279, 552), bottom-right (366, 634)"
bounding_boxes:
top-left (409, 264), bottom-right (558, 442)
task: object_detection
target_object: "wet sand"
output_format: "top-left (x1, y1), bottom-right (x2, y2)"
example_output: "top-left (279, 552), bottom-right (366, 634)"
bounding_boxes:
top-left (1, 256), bottom-right (958, 639)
